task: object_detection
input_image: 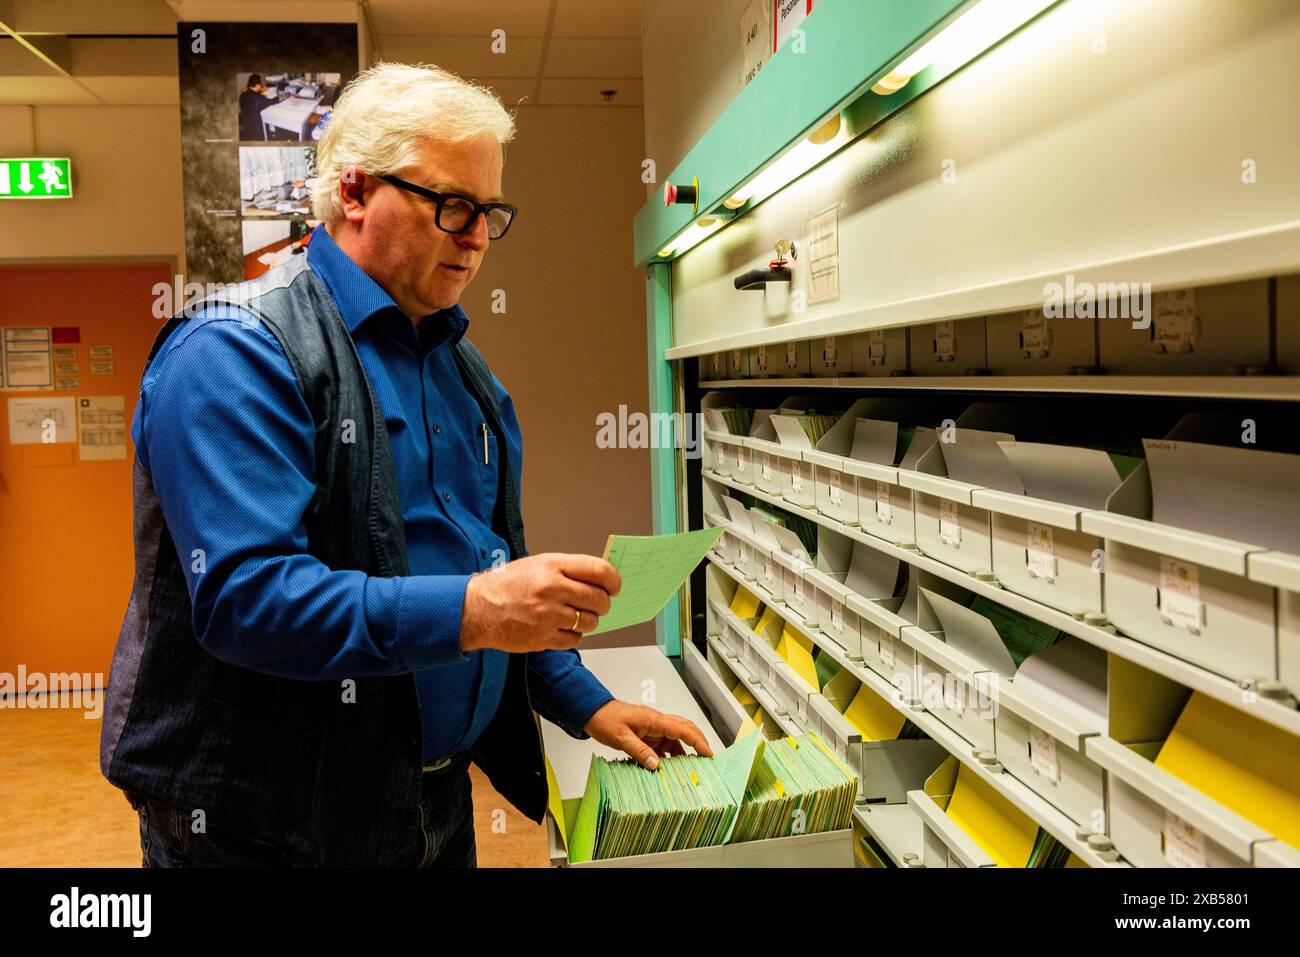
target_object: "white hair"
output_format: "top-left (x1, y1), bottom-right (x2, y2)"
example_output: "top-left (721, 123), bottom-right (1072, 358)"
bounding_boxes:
top-left (311, 61), bottom-right (516, 224)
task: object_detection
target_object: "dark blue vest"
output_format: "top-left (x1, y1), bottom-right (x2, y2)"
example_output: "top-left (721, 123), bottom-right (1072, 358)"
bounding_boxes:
top-left (100, 257), bottom-right (547, 865)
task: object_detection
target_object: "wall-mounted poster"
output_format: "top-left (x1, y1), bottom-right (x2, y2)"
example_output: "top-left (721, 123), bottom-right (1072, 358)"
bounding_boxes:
top-left (178, 22), bottom-right (357, 286)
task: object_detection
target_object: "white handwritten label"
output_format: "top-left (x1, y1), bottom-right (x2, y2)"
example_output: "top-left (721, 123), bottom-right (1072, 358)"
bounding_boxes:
top-left (731, 349), bottom-right (744, 374)
top-left (868, 329), bottom-right (886, 361)
top-left (828, 470), bottom-right (842, 505)
top-left (785, 341), bottom-right (797, 367)
top-left (875, 482), bottom-right (893, 524)
top-left (716, 444), bottom-right (727, 468)
top-left (791, 464), bottom-right (804, 494)
top-left (762, 454), bottom-right (774, 483)
top-left (1022, 310), bottom-right (1049, 353)
top-left (1159, 557), bottom-right (1203, 632)
top-left (830, 601), bottom-right (843, 632)
top-left (755, 343), bottom-right (768, 371)
top-left (1153, 289), bottom-right (1197, 347)
top-left (1029, 725), bottom-right (1060, 785)
top-left (935, 321), bottom-right (955, 359)
top-left (1027, 522), bottom-right (1056, 582)
top-left (824, 336), bottom-right (837, 365)
top-left (1164, 812), bottom-right (1207, 868)
top-left (939, 500), bottom-right (962, 546)
top-left (879, 633), bottom-right (896, 671)
top-left (793, 575), bottom-right (805, 604)
top-left (764, 555), bottom-right (776, 585)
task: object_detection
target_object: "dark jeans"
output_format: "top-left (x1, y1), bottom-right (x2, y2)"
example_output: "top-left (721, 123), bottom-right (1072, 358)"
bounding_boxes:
top-left (126, 755), bottom-right (476, 868)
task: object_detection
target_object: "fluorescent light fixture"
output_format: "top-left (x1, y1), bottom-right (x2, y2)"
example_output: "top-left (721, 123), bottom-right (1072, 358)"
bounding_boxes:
top-left (723, 113), bottom-right (849, 210)
top-left (871, 0), bottom-right (1055, 94)
top-left (656, 217), bottom-right (727, 259)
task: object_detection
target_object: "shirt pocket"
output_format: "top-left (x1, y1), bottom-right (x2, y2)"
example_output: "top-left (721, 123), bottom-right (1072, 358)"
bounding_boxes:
top-left (478, 424), bottom-right (499, 518)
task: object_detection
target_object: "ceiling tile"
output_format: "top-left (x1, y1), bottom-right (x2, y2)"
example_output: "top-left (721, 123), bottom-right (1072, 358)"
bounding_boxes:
top-left (468, 76), bottom-right (536, 109)
top-left (0, 41), bottom-right (60, 76)
top-left (0, 75), bottom-right (99, 105)
top-left (544, 37), bottom-right (640, 78)
top-left (69, 39), bottom-right (176, 77)
top-left (551, 0), bottom-right (641, 38)
top-left (9, 0), bottom-right (176, 34)
top-left (536, 76), bottom-right (642, 107)
top-left (378, 34), bottom-right (543, 78)
top-left (370, 0), bottom-right (552, 38)
top-left (77, 75), bottom-right (180, 105)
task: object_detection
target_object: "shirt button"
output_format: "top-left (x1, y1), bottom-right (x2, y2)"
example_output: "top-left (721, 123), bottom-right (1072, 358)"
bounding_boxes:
top-left (433, 424), bottom-right (442, 434)
top-left (442, 491), bottom-right (451, 502)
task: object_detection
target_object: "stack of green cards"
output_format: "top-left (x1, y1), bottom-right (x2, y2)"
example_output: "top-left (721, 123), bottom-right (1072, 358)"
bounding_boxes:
top-left (730, 734), bottom-right (857, 843)
top-left (568, 732), bottom-right (856, 862)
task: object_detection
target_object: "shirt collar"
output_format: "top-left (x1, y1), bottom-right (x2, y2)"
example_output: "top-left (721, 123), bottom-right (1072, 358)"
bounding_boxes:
top-left (305, 224), bottom-right (469, 345)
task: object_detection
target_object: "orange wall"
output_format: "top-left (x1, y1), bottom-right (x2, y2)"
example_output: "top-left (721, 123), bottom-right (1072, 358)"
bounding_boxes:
top-left (0, 263), bottom-right (169, 681)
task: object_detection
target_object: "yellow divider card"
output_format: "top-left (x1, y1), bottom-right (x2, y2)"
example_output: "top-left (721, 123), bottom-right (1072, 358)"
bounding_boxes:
top-left (1155, 692), bottom-right (1300, 847)
top-left (946, 763), bottom-right (1039, 868)
top-left (729, 585), bottom-right (761, 619)
top-left (777, 623), bottom-right (819, 688)
top-left (842, 681), bottom-right (906, 741)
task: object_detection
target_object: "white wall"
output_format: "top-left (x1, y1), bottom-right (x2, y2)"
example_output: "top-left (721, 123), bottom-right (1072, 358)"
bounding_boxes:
top-left (0, 104), bottom-right (185, 264)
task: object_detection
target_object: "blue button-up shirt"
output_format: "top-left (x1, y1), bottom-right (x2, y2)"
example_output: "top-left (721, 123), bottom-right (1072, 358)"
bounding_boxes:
top-left (134, 225), bottom-right (613, 763)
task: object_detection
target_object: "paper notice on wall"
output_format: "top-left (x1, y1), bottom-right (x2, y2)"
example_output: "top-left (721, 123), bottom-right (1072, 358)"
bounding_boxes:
top-left (3, 327), bottom-right (54, 390)
top-left (56, 378), bottom-right (79, 391)
top-left (53, 346), bottom-right (77, 361)
top-left (774, 0), bottom-right (812, 52)
top-left (77, 395), bottom-right (127, 460)
top-left (805, 205), bottom-right (840, 304)
top-left (89, 344), bottom-right (114, 360)
top-left (740, 0), bottom-right (770, 86)
top-left (7, 396), bottom-right (76, 443)
top-left (90, 360), bottom-right (115, 376)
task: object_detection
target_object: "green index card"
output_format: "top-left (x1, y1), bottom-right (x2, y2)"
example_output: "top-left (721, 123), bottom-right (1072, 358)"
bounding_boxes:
top-left (587, 527), bottom-right (726, 636)
top-left (569, 758), bottom-right (604, 863)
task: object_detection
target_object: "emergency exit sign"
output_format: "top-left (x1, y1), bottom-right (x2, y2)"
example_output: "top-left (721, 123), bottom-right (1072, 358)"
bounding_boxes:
top-left (0, 158), bottom-right (73, 199)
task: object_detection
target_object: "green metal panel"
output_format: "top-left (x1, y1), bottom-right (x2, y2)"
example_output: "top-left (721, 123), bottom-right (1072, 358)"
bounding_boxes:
top-left (644, 262), bottom-right (681, 656)
top-left (633, 0), bottom-right (969, 265)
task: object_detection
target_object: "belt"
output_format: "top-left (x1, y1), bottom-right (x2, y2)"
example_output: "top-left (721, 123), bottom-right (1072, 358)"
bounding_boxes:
top-left (422, 753), bottom-right (468, 774)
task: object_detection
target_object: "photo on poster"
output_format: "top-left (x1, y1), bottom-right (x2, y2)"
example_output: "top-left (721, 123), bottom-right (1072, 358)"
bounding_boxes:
top-left (239, 146), bottom-right (316, 218)
top-left (241, 219), bottom-right (314, 280)
top-left (236, 72), bottom-right (342, 142)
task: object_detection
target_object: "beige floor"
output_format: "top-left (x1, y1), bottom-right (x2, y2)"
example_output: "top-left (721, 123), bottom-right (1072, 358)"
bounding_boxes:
top-left (0, 706), bottom-right (549, 867)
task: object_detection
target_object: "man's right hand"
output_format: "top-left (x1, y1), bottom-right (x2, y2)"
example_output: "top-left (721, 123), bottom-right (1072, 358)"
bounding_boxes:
top-left (459, 553), bottom-right (622, 654)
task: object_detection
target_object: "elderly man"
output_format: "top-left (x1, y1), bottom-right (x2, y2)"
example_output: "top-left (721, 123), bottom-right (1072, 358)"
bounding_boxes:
top-left (101, 62), bottom-right (710, 868)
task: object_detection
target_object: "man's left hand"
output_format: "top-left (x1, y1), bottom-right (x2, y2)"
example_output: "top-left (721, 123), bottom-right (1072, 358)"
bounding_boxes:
top-left (583, 700), bottom-right (714, 770)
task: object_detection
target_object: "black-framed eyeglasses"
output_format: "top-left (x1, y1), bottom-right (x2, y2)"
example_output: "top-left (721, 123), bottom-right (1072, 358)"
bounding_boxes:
top-left (377, 173), bottom-right (517, 240)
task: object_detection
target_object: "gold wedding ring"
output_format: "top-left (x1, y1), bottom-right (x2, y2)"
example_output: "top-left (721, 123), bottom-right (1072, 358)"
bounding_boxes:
top-left (572, 609), bottom-right (582, 633)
